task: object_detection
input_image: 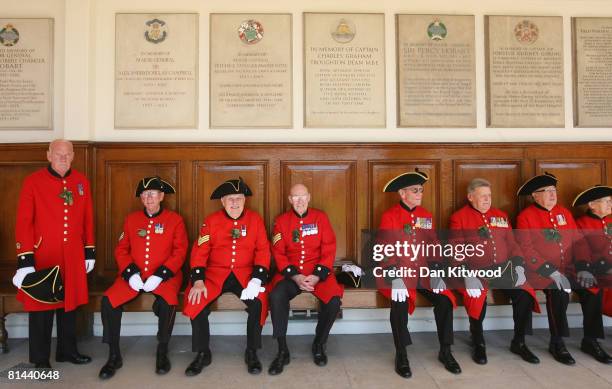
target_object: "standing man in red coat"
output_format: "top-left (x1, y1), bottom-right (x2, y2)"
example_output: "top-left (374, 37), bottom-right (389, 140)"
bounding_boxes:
top-left (377, 171), bottom-right (461, 378)
top-left (98, 177), bottom-right (188, 379)
top-left (571, 185), bottom-right (612, 364)
top-left (183, 177), bottom-right (270, 376)
top-left (12, 139), bottom-right (95, 368)
top-left (449, 178), bottom-right (540, 365)
top-left (267, 184), bottom-right (343, 375)
top-left (516, 172), bottom-right (586, 365)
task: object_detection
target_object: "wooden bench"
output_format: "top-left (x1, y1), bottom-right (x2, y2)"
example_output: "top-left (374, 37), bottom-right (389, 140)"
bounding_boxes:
top-left (1, 278), bottom-right (550, 354)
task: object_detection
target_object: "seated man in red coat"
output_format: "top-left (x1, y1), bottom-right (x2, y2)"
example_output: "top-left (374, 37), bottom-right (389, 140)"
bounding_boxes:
top-left (377, 170), bottom-right (461, 378)
top-left (98, 176), bottom-right (188, 379)
top-left (183, 177), bottom-right (270, 376)
top-left (516, 172), bottom-right (586, 365)
top-left (449, 178), bottom-right (540, 365)
top-left (267, 184), bottom-right (343, 375)
top-left (571, 185), bottom-right (612, 364)
top-left (12, 139), bottom-right (95, 369)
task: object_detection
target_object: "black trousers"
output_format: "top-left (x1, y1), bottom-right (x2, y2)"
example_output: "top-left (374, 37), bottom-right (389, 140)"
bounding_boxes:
top-left (191, 273), bottom-right (262, 352)
top-left (543, 286), bottom-right (570, 339)
top-left (269, 278), bottom-right (341, 345)
top-left (101, 295), bottom-right (176, 355)
top-left (574, 288), bottom-right (604, 339)
top-left (29, 309), bottom-right (78, 364)
top-left (389, 289), bottom-right (454, 351)
top-left (468, 289), bottom-right (535, 344)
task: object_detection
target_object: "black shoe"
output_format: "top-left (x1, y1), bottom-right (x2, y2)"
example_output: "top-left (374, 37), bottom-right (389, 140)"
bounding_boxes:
top-left (312, 343), bottom-right (328, 366)
top-left (510, 341), bottom-right (540, 364)
top-left (268, 349), bottom-right (290, 375)
top-left (98, 354), bottom-right (123, 380)
top-left (155, 343), bottom-right (171, 375)
top-left (438, 349), bottom-right (462, 374)
top-left (244, 348), bottom-right (262, 375)
top-left (472, 343), bottom-right (487, 365)
top-left (56, 352), bottom-right (92, 364)
top-left (549, 342), bottom-right (575, 365)
top-left (581, 339), bottom-right (612, 364)
top-left (394, 350), bottom-right (412, 378)
top-left (34, 361), bottom-right (51, 369)
top-left (185, 350), bottom-right (211, 377)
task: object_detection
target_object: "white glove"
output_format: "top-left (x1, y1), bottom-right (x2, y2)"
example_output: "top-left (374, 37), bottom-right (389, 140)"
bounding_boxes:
top-left (514, 265), bottom-right (527, 287)
top-left (391, 278), bottom-right (409, 302)
top-left (550, 271), bottom-right (571, 294)
top-left (577, 271), bottom-right (597, 288)
top-left (85, 259), bottom-right (95, 274)
top-left (342, 264), bottom-right (363, 277)
top-left (12, 266), bottom-right (36, 289)
top-left (430, 276), bottom-right (446, 294)
top-left (240, 278), bottom-right (265, 300)
top-left (128, 273), bottom-right (144, 292)
top-left (465, 277), bottom-right (483, 298)
top-left (143, 275), bottom-right (163, 292)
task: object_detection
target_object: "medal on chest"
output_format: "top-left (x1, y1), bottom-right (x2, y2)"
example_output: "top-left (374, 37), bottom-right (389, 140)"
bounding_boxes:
top-left (556, 214), bottom-right (567, 226)
top-left (302, 223), bottom-right (318, 236)
top-left (415, 217), bottom-right (432, 229)
top-left (155, 223), bottom-right (164, 234)
top-left (77, 183), bottom-right (84, 196)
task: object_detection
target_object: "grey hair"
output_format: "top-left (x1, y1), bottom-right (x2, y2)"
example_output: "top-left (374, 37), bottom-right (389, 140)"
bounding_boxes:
top-left (467, 178), bottom-right (491, 194)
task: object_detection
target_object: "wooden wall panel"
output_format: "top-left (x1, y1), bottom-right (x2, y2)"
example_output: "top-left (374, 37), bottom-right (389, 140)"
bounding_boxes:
top-left (280, 161), bottom-right (356, 261)
top-left (453, 161), bottom-right (522, 221)
top-left (0, 142), bottom-right (609, 284)
top-left (369, 161), bottom-right (440, 229)
top-left (536, 160), bottom-right (605, 217)
top-left (103, 162), bottom-right (180, 273)
top-left (193, 162), bottom-right (267, 231)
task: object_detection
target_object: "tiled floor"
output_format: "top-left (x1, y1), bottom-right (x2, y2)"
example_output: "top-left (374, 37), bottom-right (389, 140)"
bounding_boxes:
top-left (0, 329), bottom-right (611, 388)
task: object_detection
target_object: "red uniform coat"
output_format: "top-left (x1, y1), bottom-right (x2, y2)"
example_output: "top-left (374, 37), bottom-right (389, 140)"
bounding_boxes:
top-left (576, 213), bottom-right (612, 313)
top-left (449, 205), bottom-right (539, 319)
top-left (15, 167), bottom-right (95, 312)
top-left (183, 209), bottom-right (271, 325)
top-left (104, 208), bottom-right (188, 307)
top-left (270, 208), bottom-right (343, 303)
top-left (516, 204), bottom-right (589, 290)
top-left (376, 203), bottom-right (456, 314)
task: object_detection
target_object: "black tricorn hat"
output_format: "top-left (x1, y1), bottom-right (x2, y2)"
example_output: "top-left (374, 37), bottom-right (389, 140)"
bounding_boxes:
top-left (210, 177), bottom-right (253, 199)
top-left (517, 172), bottom-right (557, 196)
top-left (135, 176), bottom-right (176, 197)
top-left (383, 170), bottom-right (429, 192)
top-left (20, 266), bottom-right (64, 304)
top-left (572, 185), bottom-right (612, 207)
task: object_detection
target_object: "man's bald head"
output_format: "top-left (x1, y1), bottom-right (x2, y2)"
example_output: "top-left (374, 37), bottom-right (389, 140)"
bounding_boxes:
top-left (47, 139), bottom-right (74, 177)
top-left (288, 184), bottom-right (311, 216)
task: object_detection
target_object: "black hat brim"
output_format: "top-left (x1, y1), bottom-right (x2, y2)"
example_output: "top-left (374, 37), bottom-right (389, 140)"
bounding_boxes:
top-left (383, 172), bottom-right (429, 192)
top-left (572, 186), bottom-right (612, 206)
top-left (21, 266), bottom-right (64, 304)
top-left (135, 177), bottom-right (176, 197)
top-left (210, 178), bottom-right (253, 199)
top-left (517, 174), bottom-right (557, 196)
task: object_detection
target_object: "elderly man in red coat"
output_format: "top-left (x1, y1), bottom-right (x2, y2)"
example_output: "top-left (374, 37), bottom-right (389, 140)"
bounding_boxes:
top-left (571, 185), bottom-right (612, 364)
top-left (12, 139), bottom-right (95, 369)
top-left (516, 172), bottom-right (589, 365)
top-left (98, 176), bottom-right (188, 379)
top-left (267, 183), bottom-right (343, 375)
top-left (449, 178), bottom-right (540, 365)
top-left (377, 170), bottom-right (461, 379)
top-left (183, 177), bottom-right (270, 376)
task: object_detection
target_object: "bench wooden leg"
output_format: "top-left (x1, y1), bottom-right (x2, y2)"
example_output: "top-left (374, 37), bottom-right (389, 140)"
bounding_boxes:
top-left (0, 298), bottom-right (8, 353)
